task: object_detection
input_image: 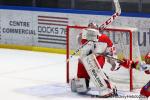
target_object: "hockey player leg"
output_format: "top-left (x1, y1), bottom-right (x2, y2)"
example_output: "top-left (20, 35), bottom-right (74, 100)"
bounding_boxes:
top-left (71, 78), bottom-right (90, 93)
top-left (81, 54), bottom-right (117, 97)
top-left (71, 59), bottom-right (91, 93)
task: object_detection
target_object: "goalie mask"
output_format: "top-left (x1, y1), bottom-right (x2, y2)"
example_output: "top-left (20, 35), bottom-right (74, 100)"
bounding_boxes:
top-left (88, 22), bottom-right (98, 29)
top-left (81, 23), bottom-right (100, 42)
top-left (82, 28), bottom-right (100, 42)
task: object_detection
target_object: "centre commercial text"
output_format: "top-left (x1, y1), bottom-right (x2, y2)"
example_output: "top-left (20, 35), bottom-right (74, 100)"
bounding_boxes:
top-left (0, 21), bottom-right (66, 35)
top-left (0, 21), bottom-right (35, 34)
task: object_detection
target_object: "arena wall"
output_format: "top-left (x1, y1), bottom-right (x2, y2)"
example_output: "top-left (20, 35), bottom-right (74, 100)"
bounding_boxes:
top-left (0, 6), bottom-right (149, 55)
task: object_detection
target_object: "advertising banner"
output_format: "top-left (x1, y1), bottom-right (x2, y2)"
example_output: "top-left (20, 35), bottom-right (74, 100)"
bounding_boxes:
top-left (0, 8), bottom-right (149, 54)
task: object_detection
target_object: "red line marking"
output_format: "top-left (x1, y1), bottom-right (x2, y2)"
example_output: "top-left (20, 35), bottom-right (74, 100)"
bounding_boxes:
top-left (38, 16), bottom-right (68, 20)
top-left (38, 19), bottom-right (68, 23)
top-left (38, 22), bottom-right (67, 26)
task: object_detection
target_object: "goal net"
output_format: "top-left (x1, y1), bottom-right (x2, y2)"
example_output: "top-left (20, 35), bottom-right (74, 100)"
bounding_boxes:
top-left (66, 25), bottom-right (149, 91)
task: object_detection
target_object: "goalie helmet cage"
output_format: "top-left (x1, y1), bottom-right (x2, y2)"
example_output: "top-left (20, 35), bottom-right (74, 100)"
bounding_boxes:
top-left (66, 25), bottom-right (149, 92)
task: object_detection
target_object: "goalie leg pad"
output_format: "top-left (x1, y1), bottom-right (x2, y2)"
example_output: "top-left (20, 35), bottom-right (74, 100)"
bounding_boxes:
top-left (71, 78), bottom-right (89, 93)
top-left (81, 54), bottom-right (116, 96)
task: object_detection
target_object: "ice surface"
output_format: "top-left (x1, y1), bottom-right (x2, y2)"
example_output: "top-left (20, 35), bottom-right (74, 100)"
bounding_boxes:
top-left (0, 48), bottom-right (148, 100)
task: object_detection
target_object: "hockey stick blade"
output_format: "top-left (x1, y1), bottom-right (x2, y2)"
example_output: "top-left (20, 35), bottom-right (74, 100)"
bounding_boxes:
top-left (78, 92), bottom-right (118, 98)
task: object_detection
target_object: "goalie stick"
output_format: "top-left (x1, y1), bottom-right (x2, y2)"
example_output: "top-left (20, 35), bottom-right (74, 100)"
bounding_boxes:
top-left (99, 0), bottom-right (121, 32)
top-left (66, 41), bottom-right (89, 62)
top-left (105, 54), bottom-right (122, 71)
top-left (67, 0), bottom-right (121, 62)
top-left (104, 53), bottom-right (122, 63)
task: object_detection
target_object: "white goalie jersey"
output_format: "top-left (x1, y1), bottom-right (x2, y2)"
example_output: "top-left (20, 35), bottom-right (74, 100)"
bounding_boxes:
top-left (77, 28), bottom-right (115, 58)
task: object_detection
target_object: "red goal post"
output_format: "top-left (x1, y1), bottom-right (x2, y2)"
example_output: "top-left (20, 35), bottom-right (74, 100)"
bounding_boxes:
top-left (66, 25), bottom-right (148, 91)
